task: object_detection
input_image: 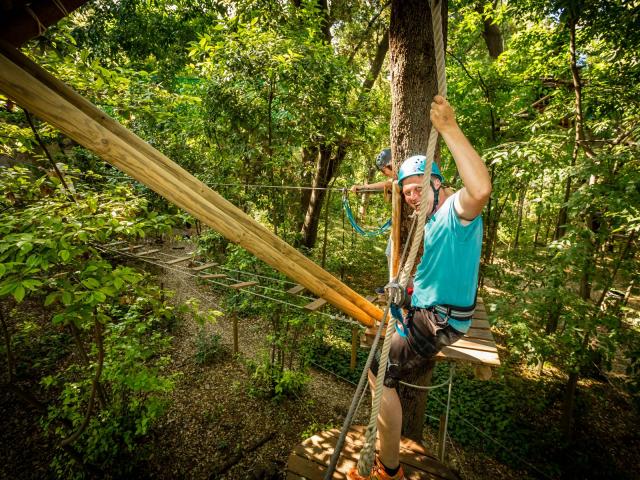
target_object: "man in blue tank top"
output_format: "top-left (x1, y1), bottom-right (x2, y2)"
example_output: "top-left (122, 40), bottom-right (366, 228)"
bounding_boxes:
top-left (349, 95), bottom-right (491, 480)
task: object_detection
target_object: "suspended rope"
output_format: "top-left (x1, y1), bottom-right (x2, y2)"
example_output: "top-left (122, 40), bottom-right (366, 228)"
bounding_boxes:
top-left (356, 0), bottom-right (447, 473)
top-left (342, 192), bottom-right (391, 238)
top-left (324, 1), bottom-right (449, 477)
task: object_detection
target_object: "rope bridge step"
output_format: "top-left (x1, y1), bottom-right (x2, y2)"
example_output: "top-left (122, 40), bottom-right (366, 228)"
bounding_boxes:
top-left (165, 254), bottom-right (195, 265)
top-left (287, 284), bottom-right (306, 295)
top-left (191, 262), bottom-right (219, 272)
top-left (199, 273), bottom-right (227, 279)
top-left (135, 249), bottom-right (161, 257)
top-left (229, 281), bottom-right (259, 289)
top-left (286, 425), bottom-right (460, 479)
top-left (304, 298), bottom-right (328, 311)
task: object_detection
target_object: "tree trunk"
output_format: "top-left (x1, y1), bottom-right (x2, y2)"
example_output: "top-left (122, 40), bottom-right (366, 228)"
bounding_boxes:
top-left (561, 14), bottom-right (590, 440)
top-left (477, 1), bottom-right (504, 59)
top-left (300, 145), bottom-right (346, 249)
top-left (389, 0), bottom-right (446, 442)
top-left (297, 19), bottom-right (389, 248)
top-left (513, 184), bottom-right (527, 250)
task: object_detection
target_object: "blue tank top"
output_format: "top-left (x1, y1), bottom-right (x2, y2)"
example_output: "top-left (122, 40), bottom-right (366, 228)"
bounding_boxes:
top-left (411, 191), bottom-right (483, 333)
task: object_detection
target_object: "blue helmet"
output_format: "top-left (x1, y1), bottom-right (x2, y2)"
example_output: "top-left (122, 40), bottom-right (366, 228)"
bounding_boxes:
top-left (375, 148), bottom-right (392, 171)
top-left (397, 155), bottom-right (444, 186)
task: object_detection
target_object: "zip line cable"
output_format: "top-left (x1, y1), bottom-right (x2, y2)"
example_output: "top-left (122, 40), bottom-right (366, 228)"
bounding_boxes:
top-left (207, 182), bottom-right (384, 193)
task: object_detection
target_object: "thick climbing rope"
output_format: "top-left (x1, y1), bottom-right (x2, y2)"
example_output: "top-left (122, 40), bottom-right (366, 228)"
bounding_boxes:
top-left (342, 193), bottom-right (392, 237)
top-left (355, 0), bottom-right (449, 475)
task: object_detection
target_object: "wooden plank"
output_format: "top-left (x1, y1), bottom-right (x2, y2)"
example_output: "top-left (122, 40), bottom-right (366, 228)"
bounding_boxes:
top-left (289, 426), bottom-right (458, 480)
top-left (437, 345), bottom-right (500, 366)
top-left (229, 281), bottom-right (258, 289)
top-left (473, 310), bottom-right (488, 320)
top-left (199, 274), bottom-right (227, 279)
top-left (287, 284), bottom-right (305, 295)
top-left (136, 249), bottom-right (160, 257)
top-left (304, 298), bottom-right (328, 311)
top-left (463, 328), bottom-right (494, 341)
top-left (471, 318), bottom-right (490, 329)
top-left (165, 254), bottom-right (194, 265)
top-left (446, 338), bottom-right (497, 352)
top-left (191, 262), bottom-right (218, 272)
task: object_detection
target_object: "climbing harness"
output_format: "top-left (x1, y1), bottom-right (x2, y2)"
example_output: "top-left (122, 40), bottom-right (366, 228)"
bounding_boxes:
top-left (342, 190), bottom-right (391, 237)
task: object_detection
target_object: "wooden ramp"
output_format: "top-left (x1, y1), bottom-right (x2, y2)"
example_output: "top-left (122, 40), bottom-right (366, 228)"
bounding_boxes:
top-left (286, 425), bottom-right (460, 479)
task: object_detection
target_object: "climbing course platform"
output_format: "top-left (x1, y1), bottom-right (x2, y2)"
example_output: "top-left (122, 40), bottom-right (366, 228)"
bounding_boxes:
top-left (286, 425), bottom-right (460, 479)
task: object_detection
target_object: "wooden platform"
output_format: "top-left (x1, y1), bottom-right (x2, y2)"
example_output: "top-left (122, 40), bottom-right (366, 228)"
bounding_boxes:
top-left (286, 425), bottom-right (460, 479)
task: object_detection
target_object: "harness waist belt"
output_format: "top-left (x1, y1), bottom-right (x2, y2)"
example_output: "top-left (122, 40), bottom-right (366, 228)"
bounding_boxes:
top-left (433, 303), bottom-right (475, 320)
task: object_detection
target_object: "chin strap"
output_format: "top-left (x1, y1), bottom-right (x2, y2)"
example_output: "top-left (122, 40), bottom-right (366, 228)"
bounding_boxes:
top-left (431, 182), bottom-right (441, 214)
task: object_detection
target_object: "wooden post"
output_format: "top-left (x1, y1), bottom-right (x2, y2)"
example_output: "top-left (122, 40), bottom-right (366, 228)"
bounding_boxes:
top-left (350, 327), bottom-right (358, 371)
top-left (437, 413), bottom-right (446, 460)
top-left (233, 316), bottom-right (239, 355)
top-left (391, 181), bottom-right (402, 280)
top-left (0, 45), bottom-right (383, 327)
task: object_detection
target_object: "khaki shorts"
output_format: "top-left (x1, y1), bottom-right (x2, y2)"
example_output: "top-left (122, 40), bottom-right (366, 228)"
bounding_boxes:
top-left (370, 308), bottom-right (464, 389)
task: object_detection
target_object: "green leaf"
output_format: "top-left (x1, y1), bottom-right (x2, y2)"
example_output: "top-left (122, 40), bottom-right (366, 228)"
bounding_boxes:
top-left (59, 250), bottom-right (70, 261)
top-left (62, 290), bottom-right (73, 305)
top-left (0, 264), bottom-right (5, 278)
top-left (22, 279), bottom-right (42, 290)
top-left (93, 291), bottom-right (107, 302)
top-left (0, 282), bottom-right (16, 297)
top-left (13, 284), bottom-right (25, 303)
top-left (44, 292), bottom-right (59, 306)
top-left (82, 278), bottom-right (100, 289)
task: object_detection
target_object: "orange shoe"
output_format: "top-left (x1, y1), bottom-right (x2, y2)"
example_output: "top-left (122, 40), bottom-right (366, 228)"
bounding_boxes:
top-left (347, 457), bottom-right (405, 480)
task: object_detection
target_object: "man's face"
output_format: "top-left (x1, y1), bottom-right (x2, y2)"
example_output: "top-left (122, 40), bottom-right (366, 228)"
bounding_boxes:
top-left (402, 175), bottom-right (423, 211)
top-left (402, 175), bottom-right (442, 211)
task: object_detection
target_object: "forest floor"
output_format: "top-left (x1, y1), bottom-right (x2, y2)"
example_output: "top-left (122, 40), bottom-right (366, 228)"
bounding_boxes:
top-left (2, 239), bottom-right (639, 479)
top-left (139, 240), bottom-right (524, 480)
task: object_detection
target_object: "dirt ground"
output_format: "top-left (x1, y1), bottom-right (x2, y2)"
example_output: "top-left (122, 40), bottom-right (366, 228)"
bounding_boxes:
top-left (0, 240), bottom-right (526, 480)
top-left (11, 245), bottom-right (637, 480)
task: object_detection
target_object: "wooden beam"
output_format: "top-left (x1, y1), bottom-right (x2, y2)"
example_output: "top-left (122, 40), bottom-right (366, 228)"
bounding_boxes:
top-left (229, 281), bottom-right (258, 289)
top-left (0, 45), bottom-right (380, 327)
top-left (0, 0), bottom-right (88, 47)
top-left (0, 41), bottom-right (383, 324)
top-left (199, 273), bottom-right (227, 279)
top-left (165, 254), bottom-right (194, 265)
top-left (191, 262), bottom-right (218, 272)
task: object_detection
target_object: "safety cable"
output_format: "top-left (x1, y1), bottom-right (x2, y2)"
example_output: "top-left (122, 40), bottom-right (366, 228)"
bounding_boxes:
top-left (208, 182), bottom-right (385, 193)
top-left (342, 193), bottom-right (391, 238)
top-left (428, 395), bottom-right (554, 480)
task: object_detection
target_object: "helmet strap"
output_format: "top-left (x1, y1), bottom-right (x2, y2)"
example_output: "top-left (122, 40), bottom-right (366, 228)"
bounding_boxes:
top-left (431, 181), bottom-right (441, 214)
